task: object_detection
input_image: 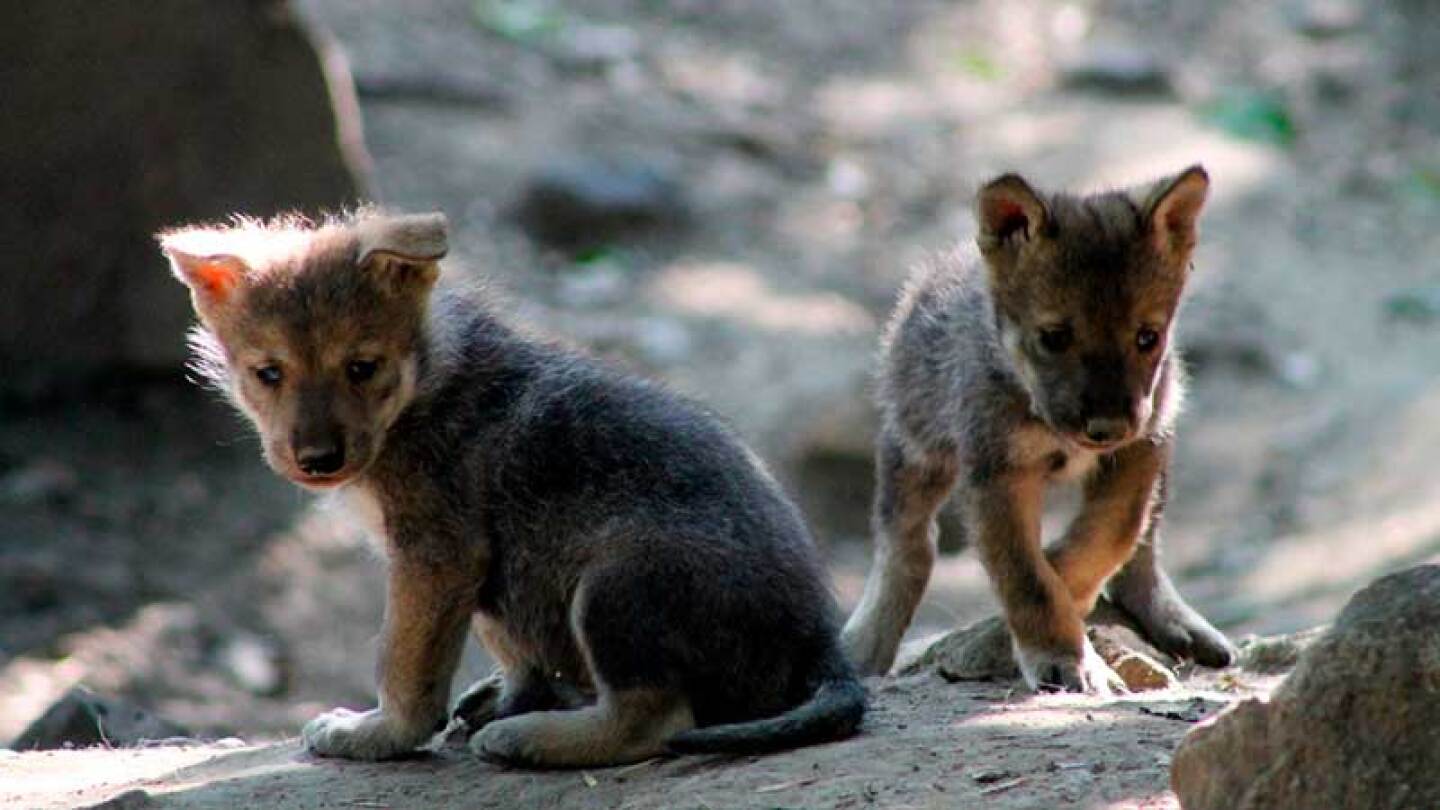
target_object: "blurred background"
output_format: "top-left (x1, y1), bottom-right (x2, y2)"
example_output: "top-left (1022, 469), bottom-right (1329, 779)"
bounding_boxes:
top-left (3, 0), bottom-right (1439, 745)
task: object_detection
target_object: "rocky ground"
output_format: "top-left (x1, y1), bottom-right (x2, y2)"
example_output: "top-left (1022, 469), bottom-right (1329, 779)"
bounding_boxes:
top-left (2, 667), bottom-right (1287, 810)
top-left (4, 0), bottom-right (1440, 806)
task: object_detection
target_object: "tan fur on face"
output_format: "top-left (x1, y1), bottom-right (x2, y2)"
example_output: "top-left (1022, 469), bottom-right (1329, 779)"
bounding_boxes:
top-left (161, 212), bottom-right (442, 489)
top-left (976, 169), bottom-right (1205, 444)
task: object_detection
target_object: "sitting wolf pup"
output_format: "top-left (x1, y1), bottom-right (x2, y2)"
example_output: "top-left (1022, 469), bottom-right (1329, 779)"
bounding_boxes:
top-left (160, 212), bottom-right (864, 765)
top-left (842, 166), bottom-right (1236, 691)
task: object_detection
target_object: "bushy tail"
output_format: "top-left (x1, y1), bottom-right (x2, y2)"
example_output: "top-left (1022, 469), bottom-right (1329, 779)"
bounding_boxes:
top-left (666, 649), bottom-right (866, 756)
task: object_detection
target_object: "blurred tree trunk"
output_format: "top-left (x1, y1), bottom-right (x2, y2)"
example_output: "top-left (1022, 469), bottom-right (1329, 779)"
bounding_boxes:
top-left (0, 0), bottom-right (370, 397)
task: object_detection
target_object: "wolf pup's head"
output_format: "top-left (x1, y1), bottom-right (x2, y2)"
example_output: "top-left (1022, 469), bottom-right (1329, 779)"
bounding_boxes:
top-left (160, 212), bottom-right (447, 489)
top-left (975, 166), bottom-right (1208, 450)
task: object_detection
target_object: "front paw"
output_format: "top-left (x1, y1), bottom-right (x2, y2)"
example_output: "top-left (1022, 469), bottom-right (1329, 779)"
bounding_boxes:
top-left (468, 715), bottom-right (536, 765)
top-left (302, 707), bottom-right (431, 761)
top-left (1014, 637), bottom-right (1127, 696)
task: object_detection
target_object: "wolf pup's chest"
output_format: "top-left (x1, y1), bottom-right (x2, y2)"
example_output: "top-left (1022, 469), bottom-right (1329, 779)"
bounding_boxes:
top-left (1008, 423), bottom-right (1101, 483)
top-left (332, 484), bottom-right (390, 549)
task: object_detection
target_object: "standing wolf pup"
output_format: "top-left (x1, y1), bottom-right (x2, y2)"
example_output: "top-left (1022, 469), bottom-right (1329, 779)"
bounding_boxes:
top-left (842, 166), bottom-right (1236, 691)
top-left (160, 211), bottom-right (863, 765)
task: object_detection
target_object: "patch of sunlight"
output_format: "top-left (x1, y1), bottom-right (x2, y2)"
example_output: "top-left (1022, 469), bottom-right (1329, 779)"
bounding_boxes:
top-left (963, 100), bottom-right (1281, 204)
top-left (656, 47), bottom-right (784, 110)
top-left (0, 655), bottom-right (87, 743)
top-left (813, 78), bottom-right (941, 139)
top-left (1104, 791), bottom-right (1174, 809)
top-left (1242, 386), bottom-right (1440, 603)
top-left (1241, 497), bottom-right (1440, 603)
top-left (951, 700), bottom-right (1105, 731)
top-left (0, 747), bottom-right (214, 801)
top-left (648, 261), bottom-right (875, 336)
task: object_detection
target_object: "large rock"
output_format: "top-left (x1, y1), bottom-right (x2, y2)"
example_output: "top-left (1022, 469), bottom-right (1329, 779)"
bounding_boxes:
top-left (512, 155), bottom-right (688, 251)
top-left (0, 1), bottom-right (368, 396)
top-left (1171, 564), bottom-right (1440, 809)
top-left (11, 687), bottom-right (189, 750)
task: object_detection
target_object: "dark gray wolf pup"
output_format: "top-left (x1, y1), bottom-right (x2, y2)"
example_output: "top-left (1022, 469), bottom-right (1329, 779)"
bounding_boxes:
top-left (161, 211), bottom-right (864, 765)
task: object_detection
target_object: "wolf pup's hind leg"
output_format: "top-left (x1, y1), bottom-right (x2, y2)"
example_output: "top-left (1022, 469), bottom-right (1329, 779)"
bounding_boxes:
top-left (842, 431), bottom-right (959, 676)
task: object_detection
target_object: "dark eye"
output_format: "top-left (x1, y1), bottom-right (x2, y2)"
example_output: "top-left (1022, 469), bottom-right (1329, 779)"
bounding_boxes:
top-left (1135, 327), bottom-right (1161, 353)
top-left (253, 365), bottom-right (283, 387)
top-left (1038, 325), bottom-right (1074, 354)
top-left (347, 358), bottom-right (379, 384)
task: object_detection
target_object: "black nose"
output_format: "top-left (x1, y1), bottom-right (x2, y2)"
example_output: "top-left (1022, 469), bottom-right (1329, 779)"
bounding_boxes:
top-left (296, 445), bottom-right (346, 475)
top-left (1083, 417), bottom-right (1128, 445)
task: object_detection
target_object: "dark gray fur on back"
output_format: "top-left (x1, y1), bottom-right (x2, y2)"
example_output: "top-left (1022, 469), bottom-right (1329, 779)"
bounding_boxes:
top-left (367, 289), bottom-right (854, 728)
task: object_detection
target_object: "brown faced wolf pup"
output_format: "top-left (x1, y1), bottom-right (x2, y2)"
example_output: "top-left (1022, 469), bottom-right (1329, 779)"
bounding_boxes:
top-left (159, 211), bottom-right (864, 765)
top-left (842, 166), bottom-right (1237, 691)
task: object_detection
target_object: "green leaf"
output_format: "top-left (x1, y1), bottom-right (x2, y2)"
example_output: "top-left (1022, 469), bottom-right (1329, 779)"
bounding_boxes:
top-left (1199, 89), bottom-right (1296, 146)
top-left (473, 0), bottom-right (565, 44)
top-left (951, 48), bottom-right (1004, 81)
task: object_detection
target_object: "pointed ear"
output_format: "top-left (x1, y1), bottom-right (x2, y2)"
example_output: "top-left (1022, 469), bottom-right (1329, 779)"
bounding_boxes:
top-left (161, 244), bottom-right (250, 310)
top-left (357, 213), bottom-right (448, 293)
top-left (1141, 165), bottom-right (1208, 259)
top-left (976, 174), bottom-right (1048, 255)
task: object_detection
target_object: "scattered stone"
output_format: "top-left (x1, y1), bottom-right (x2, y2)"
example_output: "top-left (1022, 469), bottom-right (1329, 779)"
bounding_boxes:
top-left (217, 633), bottom-right (286, 697)
top-left (1234, 626), bottom-right (1328, 673)
top-left (352, 72), bottom-right (510, 108)
top-left (629, 317), bottom-right (694, 367)
top-left (1106, 651), bottom-right (1180, 692)
top-left (1137, 696), bottom-right (1223, 723)
top-left (513, 156), bottom-right (688, 251)
top-left (1172, 564), bottom-right (1440, 809)
top-left (555, 260), bottom-right (630, 309)
top-left (1384, 285), bottom-right (1440, 324)
top-left (80, 789), bottom-right (155, 810)
top-left (11, 687), bottom-right (190, 750)
top-left (1284, 0), bottom-right (1363, 38)
top-left (554, 24), bottom-right (641, 71)
top-left (135, 737), bottom-right (202, 748)
top-left (901, 615), bottom-right (1015, 681)
top-left (972, 768), bottom-right (1018, 784)
top-left (1059, 44), bottom-right (1172, 96)
top-left (1275, 351), bottom-right (1322, 389)
top-left (0, 459), bottom-right (78, 506)
top-left (901, 600), bottom-right (1180, 692)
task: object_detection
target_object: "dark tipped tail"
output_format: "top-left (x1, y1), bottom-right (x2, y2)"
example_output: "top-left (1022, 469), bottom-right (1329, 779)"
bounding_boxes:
top-left (666, 650), bottom-right (866, 756)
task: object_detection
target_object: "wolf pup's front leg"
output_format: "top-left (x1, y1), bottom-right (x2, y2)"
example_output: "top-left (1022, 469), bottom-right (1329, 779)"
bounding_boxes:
top-left (965, 466), bottom-right (1125, 694)
top-left (303, 556), bottom-right (475, 760)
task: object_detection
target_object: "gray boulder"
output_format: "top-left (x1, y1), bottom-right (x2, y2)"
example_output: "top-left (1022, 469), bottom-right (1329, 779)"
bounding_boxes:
top-left (513, 155), bottom-right (688, 251)
top-left (11, 686), bottom-right (189, 750)
top-left (1172, 564), bottom-right (1440, 810)
top-left (0, 1), bottom-right (368, 395)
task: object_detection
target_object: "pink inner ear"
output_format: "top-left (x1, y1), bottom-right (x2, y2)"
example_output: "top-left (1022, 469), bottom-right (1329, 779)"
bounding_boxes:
top-left (991, 200), bottom-right (1030, 241)
top-left (193, 261), bottom-right (238, 301)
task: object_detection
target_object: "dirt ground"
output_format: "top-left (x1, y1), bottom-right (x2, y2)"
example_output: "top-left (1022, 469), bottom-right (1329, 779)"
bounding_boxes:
top-left (2, 668), bottom-right (1288, 810)
top-left (3, 0), bottom-right (1440, 807)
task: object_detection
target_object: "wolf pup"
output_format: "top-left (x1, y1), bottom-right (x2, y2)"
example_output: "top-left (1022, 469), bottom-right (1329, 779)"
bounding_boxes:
top-left (160, 211), bottom-right (864, 765)
top-left (841, 166), bottom-right (1236, 691)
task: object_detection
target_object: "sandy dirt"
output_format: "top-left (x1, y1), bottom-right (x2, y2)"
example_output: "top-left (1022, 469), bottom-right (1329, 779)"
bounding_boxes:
top-left (1, 670), bottom-right (1284, 810)
top-left (3, 0), bottom-right (1439, 807)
